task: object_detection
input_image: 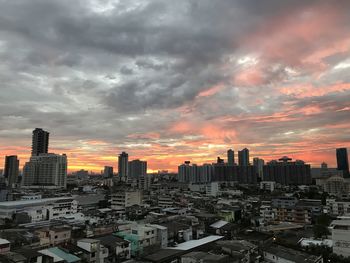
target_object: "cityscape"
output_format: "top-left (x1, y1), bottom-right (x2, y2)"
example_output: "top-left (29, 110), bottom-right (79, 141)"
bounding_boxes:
top-left (1, 128), bottom-right (350, 263)
top-left (1, 1), bottom-right (350, 263)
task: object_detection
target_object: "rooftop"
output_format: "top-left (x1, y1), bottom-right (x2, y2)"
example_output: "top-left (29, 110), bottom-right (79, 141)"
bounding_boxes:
top-left (167, 235), bottom-right (223, 251)
top-left (0, 197), bottom-right (74, 208)
top-left (263, 245), bottom-right (321, 263)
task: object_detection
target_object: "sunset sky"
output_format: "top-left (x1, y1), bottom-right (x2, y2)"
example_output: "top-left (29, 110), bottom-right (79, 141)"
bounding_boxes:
top-left (1, 0), bottom-right (350, 172)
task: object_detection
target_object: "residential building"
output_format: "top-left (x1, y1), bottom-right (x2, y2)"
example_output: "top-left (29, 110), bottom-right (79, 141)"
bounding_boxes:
top-left (31, 128), bottom-right (49, 156)
top-left (4, 155), bottom-right (19, 188)
top-left (326, 199), bottom-right (350, 216)
top-left (227, 149), bottom-right (234, 166)
top-left (111, 190), bottom-right (142, 209)
top-left (331, 219), bottom-right (350, 257)
top-left (96, 235), bottom-right (131, 261)
top-left (77, 239), bottom-right (108, 263)
top-left (253, 157), bottom-right (264, 179)
top-left (128, 159), bottom-right (147, 179)
top-left (262, 244), bottom-right (322, 263)
top-left (36, 226), bottom-right (71, 246)
top-left (238, 148), bottom-right (249, 166)
top-left (212, 164), bottom-right (257, 184)
top-left (260, 205), bottom-right (275, 223)
top-left (118, 152), bottom-right (129, 180)
top-left (263, 157), bottom-right (312, 185)
top-left (336, 148), bottom-right (349, 178)
top-left (116, 224), bottom-right (158, 257)
top-left (0, 239), bottom-right (10, 254)
top-left (158, 195), bottom-right (174, 208)
top-left (0, 197), bottom-right (78, 221)
top-left (323, 176), bottom-right (350, 196)
top-left (22, 153), bottom-right (67, 189)
top-left (260, 181), bottom-right (276, 192)
top-left (103, 166), bottom-right (113, 178)
top-left (181, 251), bottom-right (229, 263)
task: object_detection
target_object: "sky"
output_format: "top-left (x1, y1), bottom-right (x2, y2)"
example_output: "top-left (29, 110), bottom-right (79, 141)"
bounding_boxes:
top-left (0, 0), bottom-right (350, 172)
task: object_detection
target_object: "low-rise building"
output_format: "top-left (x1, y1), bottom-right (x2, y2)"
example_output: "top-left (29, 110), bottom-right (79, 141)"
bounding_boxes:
top-left (331, 219), bottom-right (350, 257)
top-left (77, 238), bottom-right (108, 263)
top-left (0, 239), bottom-right (10, 254)
top-left (326, 199), bottom-right (350, 216)
top-left (111, 190), bottom-right (142, 210)
top-left (260, 181), bottom-right (276, 192)
top-left (262, 244), bottom-right (322, 263)
top-left (0, 197), bottom-right (78, 222)
top-left (36, 226), bottom-right (72, 247)
top-left (181, 251), bottom-right (229, 263)
top-left (96, 235), bottom-right (131, 261)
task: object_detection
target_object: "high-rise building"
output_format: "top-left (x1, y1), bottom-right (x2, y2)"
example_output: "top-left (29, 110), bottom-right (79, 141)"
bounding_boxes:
top-left (336, 148), bottom-right (349, 178)
top-left (4, 155), bottom-right (19, 188)
top-left (128, 159), bottom-right (147, 179)
top-left (32, 128), bottom-right (49, 156)
top-left (212, 164), bottom-right (257, 184)
top-left (104, 166), bottom-right (114, 178)
top-left (253, 157), bottom-right (264, 179)
top-left (263, 156), bottom-right (311, 185)
top-left (238, 148), bottom-right (249, 166)
top-left (227, 149), bottom-right (235, 165)
top-left (22, 153), bottom-right (67, 189)
top-left (118, 152), bottom-right (129, 180)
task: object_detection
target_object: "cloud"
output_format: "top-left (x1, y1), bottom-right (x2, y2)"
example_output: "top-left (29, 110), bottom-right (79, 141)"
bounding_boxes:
top-left (0, 0), bottom-right (350, 171)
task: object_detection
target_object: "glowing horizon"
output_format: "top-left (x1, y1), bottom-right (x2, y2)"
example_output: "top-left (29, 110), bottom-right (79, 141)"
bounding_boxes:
top-left (0, 1), bottom-right (349, 173)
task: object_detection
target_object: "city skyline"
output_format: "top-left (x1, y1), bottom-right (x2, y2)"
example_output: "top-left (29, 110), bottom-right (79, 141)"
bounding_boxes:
top-left (1, 1), bottom-right (350, 172)
top-left (0, 128), bottom-right (348, 173)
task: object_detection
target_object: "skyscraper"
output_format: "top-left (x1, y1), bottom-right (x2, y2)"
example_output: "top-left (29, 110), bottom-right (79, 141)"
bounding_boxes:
top-left (128, 159), bottom-right (147, 179)
top-left (336, 148), bottom-right (349, 178)
top-left (118, 152), bottom-right (129, 180)
top-left (4, 155), bottom-right (19, 188)
top-left (32, 128), bottom-right (49, 156)
top-left (104, 166), bottom-right (114, 178)
top-left (227, 149), bottom-right (235, 166)
top-left (22, 153), bottom-right (67, 189)
top-left (253, 157), bottom-right (264, 179)
top-left (238, 148), bottom-right (249, 166)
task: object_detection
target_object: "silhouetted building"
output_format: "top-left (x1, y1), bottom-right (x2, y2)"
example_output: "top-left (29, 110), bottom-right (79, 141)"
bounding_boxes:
top-left (4, 155), bottom-right (19, 188)
top-left (227, 149), bottom-right (235, 165)
top-left (104, 166), bottom-right (114, 178)
top-left (238, 148), bottom-right (249, 166)
top-left (22, 153), bottom-right (67, 189)
top-left (336, 148), bottom-right (349, 178)
top-left (253, 157), bottom-right (264, 179)
top-left (263, 156), bottom-right (311, 185)
top-left (118, 152), bottom-right (129, 180)
top-left (177, 162), bottom-right (213, 183)
top-left (128, 159), bottom-right (147, 179)
top-left (217, 157), bottom-right (224, 165)
top-left (32, 128), bottom-right (49, 156)
top-left (213, 164), bottom-right (257, 184)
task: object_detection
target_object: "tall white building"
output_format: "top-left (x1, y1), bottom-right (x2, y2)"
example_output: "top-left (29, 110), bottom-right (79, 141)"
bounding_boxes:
top-left (22, 153), bottom-right (67, 189)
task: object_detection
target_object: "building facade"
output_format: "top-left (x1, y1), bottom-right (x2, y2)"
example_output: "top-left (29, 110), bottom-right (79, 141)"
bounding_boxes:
top-left (263, 157), bottom-right (312, 185)
top-left (336, 148), bottom-right (349, 178)
top-left (22, 153), bottom-right (67, 189)
top-left (4, 155), bottom-right (19, 188)
top-left (32, 128), bottom-right (49, 156)
top-left (118, 152), bottom-right (129, 180)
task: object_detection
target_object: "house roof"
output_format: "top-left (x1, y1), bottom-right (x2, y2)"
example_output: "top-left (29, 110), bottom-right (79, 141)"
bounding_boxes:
top-left (210, 220), bottom-right (229, 229)
top-left (167, 235), bottom-right (223, 250)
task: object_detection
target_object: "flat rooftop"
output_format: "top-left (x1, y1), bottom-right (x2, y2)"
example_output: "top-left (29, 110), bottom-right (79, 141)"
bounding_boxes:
top-left (167, 235), bottom-right (223, 250)
top-left (0, 197), bottom-right (74, 208)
